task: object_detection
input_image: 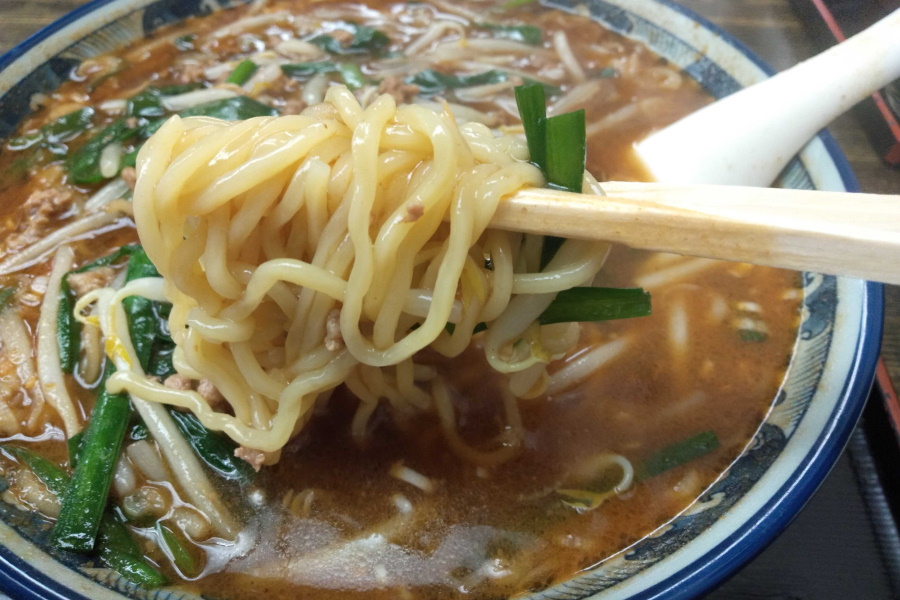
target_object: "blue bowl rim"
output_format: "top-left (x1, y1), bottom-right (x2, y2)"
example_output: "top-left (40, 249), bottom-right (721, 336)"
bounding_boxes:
top-left (0, 0), bottom-right (883, 599)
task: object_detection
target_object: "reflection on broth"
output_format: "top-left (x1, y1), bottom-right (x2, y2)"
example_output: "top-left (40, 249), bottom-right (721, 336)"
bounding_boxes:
top-left (0, 1), bottom-right (799, 599)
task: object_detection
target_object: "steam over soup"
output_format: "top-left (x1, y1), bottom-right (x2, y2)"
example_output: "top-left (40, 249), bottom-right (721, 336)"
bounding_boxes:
top-left (0, 1), bottom-right (800, 599)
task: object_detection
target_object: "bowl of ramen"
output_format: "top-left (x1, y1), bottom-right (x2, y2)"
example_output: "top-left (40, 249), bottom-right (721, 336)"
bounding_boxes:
top-left (0, 0), bottom-right (882, 599)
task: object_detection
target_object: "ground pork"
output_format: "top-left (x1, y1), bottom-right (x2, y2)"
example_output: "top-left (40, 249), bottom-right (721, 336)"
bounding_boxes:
top-left (234, 446), bottom-right (266, 472)
top-left (197, 378), bottom-right (225, 408)
top-left (161, 375), bottom-right (227, 410)
top-left (23, 189), bottom-right (72, 222)
top-left (67, 267), bottom-right (115, 297)
top-left (281, 98), bottom-right (306, 114)
top-left (163, 374), bottom-right (193, 391)
top-left (6, 188), bottom-right (74, 250)
top-left (402, 202), bottom-right (424, 222)
top-left (120, 166), bottom-right (137, 190)
top-left (172, 61), bottom-right (207, 85)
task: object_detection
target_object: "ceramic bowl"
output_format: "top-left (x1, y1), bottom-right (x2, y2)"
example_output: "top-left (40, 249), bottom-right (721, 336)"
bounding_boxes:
top-left (0, 1), bottom-right (882, 599)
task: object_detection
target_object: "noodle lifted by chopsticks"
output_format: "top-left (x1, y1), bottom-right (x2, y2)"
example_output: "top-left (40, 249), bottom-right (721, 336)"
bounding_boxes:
top-left (95, 85), bottom-right (608, 459)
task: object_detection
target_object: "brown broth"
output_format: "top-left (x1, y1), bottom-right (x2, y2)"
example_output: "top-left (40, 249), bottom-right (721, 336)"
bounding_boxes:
top-left (178, 251), bottom-right (797, 600)
top-left (0, 1), bottom-right (799, 599)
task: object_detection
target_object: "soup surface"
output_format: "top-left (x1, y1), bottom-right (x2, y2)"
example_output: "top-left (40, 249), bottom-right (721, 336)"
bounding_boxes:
top-left (0, 1), bottom-right (800, 599)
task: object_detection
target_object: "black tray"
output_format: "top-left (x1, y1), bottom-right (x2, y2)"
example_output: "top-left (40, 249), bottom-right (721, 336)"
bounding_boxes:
top-left (706, 381), bottom-right (900, 599)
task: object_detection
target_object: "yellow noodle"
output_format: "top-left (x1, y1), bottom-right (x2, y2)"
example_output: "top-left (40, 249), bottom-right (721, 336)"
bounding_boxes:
top-left (100, 86), bottom-right (609, 456)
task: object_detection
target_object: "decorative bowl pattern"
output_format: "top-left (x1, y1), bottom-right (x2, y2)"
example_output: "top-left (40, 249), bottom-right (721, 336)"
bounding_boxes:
top-left (0, 1), bottom-right (882, 599)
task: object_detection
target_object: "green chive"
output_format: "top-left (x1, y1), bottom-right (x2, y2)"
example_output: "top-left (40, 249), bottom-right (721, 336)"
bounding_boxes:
top-left (169, 409), bottom-right (255, 484)
top-left (174, 34), bottom-right (196, 51)
top-left (51, 363), bottom-right (131, 552)
top-left (309, 23), bottom-right (390, 55)
top-left (338, 63), bottom-right (367, 89)
top-left (739, 329), bottom-right (768, 342)
top-left (2, 447), bottom-right (69, 497)
top-left (281, 61), bottom-right (341, 79)
top-left (501, 0), bottom-right (538, 8)
top-left (539, 237), bottom-right (565, 270)
top-left (66, 431), bottom-right (85, 469)
top-left (0, 287), bottom-right (15, 310)
top-left (514, 83), bottom-right (547, 170)
top-left (226, 59), bottom-right (258, 86)
top-left (2, 446), bottom-right (166, 587)
top-left (515, 84), bottom-right (587, 266)
top-left (544, 109), bottom-right (585, 194)
top-left (58, 245), bottom-right (144, 374)
top-left (129, 422), bottom-right (149, 441)
top-left (635, 431), bottom-right (720, 481)
top-left (539, 287), bottom-right (651, 325)
top-left (176, 96), bottom-right (278, 120)
top-left (98, 511), bottom-right (168, 587)
top-left (406, 69), bottom-right (509, 95)
top-left (158, 524), bottom-right (198, 576)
